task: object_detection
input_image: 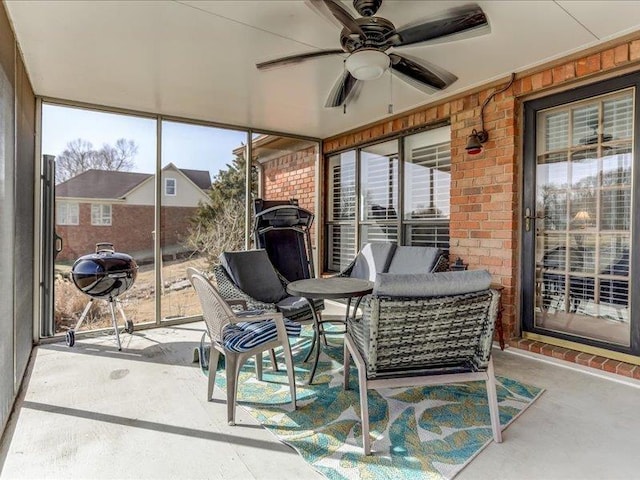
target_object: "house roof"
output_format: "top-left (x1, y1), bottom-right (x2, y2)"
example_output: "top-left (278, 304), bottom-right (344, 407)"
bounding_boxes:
top-left (56, 170), bottom-right (151, 199)
top-left (56, 168), bottom-right (212, 199)
top-left (177, 168), bottom-right (212, 190)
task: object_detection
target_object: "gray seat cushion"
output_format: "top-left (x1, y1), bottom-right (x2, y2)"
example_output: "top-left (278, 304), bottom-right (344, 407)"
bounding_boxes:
top-left (276, 296), bottom-right (324, 319)
top-left (374, 270), bottom-right (492, 297)
top-left (219, 250), bottom-right (288, 303)
top-left (350, 242), bottom-right (397, 281)
top-left (387, 246), bottom-right (443, 274)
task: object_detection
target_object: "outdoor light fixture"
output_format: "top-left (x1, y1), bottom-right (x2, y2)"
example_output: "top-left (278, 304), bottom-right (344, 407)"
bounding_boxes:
top-left (465, 73), bottom-right (516, 155)
top-left (345, 49), bottom-right (390, 81)
top-left (465, 129), bottom-right (489, 155)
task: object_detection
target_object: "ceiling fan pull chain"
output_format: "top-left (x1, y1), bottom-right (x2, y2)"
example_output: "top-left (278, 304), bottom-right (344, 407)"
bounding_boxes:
top-left (388, 69), bottom-right (394, 114)
top-left (343, 60), bottom-right (348, 114)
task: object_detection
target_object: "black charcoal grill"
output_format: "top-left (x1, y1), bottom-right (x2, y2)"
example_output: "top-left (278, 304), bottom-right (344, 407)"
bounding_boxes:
top-left (67, 243), bottom-right (138, 350)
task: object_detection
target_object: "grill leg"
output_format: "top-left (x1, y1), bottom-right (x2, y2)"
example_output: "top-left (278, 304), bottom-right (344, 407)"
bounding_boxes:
top-left (109, 299), bottom-right (122, 351)
top-left (115, 300), bottom-right (134, 334)
top-left (72, 299), bottom-right (94, 336)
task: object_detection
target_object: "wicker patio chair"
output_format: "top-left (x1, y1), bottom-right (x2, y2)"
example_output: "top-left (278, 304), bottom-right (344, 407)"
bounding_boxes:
top-left (187, 268), bottom-right (298, 425)
top-left (343, 270), bottom-right (503, 455)
top-left (213, 249), bottom-right (324, 323)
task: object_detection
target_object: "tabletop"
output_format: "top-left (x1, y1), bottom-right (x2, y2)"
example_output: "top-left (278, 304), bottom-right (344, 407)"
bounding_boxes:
top-left (287, 277), bottom-right (374, 300)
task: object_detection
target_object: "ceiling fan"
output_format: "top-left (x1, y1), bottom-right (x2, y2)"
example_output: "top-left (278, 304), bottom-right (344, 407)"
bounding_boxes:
top-left (256, 0), bottom-right (490, 108)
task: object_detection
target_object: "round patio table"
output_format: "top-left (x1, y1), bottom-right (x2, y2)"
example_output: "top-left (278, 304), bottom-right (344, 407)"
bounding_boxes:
top-left (287, 277), bottom-right (373, 385)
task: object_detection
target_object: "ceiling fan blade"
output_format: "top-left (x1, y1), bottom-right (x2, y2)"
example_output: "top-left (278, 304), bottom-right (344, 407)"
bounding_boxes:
top-left (389, 53), bottom-right (456, 92)
top-left (325, 71), bottom-right (359, 108)
top-left (256, 49), bottom-right (344, 70)
top-left (389, 5), bottom-right (489, 47)
top-left (308, 0), bottom-right (365, 37)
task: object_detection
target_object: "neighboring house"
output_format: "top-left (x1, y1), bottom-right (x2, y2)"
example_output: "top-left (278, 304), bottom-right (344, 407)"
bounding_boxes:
top-left (55, 163), bottom-right (211, 262)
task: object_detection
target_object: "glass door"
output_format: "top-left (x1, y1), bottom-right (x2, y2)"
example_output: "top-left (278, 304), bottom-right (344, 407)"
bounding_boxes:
top-left (523, 76), bottom-right (640, 354)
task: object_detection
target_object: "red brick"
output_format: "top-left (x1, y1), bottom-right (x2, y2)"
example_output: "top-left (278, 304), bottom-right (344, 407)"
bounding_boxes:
top-left (614, 44), bottom-right (629, 65)
top-left (540, 344), bottom-right (554, 356)
top-left (601, 49), bottom-right (615, 70)
top-left (563, 350), bottom-right (579, 363)
top-left (630, 40), bottom-right (640, 61)
top-left (575, 58), bottom-right (589, 76)
top-left (601, 359), bottom-right (619, 373)
top-left (575, 353), bottom-right (593, 366)
top-left (589, 356), bottom-right (608, 369)
top-left (615, 362), bottom-right (636, 378)
top-left (551, 346), bottom-right (569, 360)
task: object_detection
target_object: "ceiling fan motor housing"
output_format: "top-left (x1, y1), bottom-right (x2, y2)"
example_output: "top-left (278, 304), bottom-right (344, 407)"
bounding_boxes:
top-left (340, 16), bottom-right (395, 52)
top-left (353, 0), bottom-right (383, 17)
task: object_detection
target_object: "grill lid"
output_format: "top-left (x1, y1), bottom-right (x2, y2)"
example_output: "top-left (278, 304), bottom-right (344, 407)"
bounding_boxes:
top-left (71, 243), bottom-right (138, 299)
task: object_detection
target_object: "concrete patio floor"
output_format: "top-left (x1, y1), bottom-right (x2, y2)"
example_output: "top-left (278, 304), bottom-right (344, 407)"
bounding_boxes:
top-left (1, 309), bottom-right (639, 480)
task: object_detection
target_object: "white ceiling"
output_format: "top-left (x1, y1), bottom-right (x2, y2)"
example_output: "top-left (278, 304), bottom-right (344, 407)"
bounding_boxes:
top-left (6, 0), bottom-right (640, 139)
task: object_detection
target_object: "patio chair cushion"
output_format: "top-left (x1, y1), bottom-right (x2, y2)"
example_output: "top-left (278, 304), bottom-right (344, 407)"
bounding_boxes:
top-left (220, 250), bottom-right (288, 303)
top-left (276, 296), bottom-right (325, 319)
top-left (222, 318), bottom-right (302, 353)
top-left (350, 242), bottom-right (397, 281)
top-left (374, 270), bottom-right (492, 297)
top-left (387, 246), bottom-right (444, 274)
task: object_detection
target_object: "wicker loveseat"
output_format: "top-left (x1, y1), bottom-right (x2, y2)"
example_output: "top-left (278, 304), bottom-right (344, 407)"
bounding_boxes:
top-left (343, 269), bottom-right (502, 454)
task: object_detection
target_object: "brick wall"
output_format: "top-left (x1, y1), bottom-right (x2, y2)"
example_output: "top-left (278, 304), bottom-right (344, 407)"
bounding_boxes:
top-left (57, 203), bottom-right (197, 263)
top-left (261, 145), bottom-right (317, 214)
top-left (322, 34), bottom-right (640, 343)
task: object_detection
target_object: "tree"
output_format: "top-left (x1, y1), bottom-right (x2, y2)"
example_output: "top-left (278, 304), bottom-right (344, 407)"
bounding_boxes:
top-left (94, 138), bottom-right (138, 172)
top-left (55, 138), bottom-right (138, 184)
top-left (186, 154), bottom-right (257, 267)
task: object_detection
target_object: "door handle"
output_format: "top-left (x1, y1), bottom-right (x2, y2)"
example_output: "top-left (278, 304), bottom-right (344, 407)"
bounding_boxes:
top-left (54, 233), bottom-right (63, 258)
top-left (524, 208), bottom-right (547, 232)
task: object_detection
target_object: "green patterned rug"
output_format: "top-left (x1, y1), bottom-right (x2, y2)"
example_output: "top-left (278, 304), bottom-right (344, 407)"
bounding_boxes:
top-left (210, 329), bottom-right (543, 480)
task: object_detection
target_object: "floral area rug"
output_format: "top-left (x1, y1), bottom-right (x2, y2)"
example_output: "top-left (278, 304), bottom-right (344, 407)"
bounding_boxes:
top-left (210, 328), bottom-right (543, 480)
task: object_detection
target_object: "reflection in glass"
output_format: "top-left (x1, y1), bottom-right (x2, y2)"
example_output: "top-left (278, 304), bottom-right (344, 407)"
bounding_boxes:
top-left (571, 104), bottom-right (598, 146)
top-left (602, 146), bottom-right (631, 186)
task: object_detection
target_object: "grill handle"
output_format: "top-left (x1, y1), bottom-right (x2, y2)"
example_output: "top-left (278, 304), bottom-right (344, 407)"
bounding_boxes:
top-left (107, 272), bottom-right (129, 279)
top-left (95, 242), bottom-right (115, 254)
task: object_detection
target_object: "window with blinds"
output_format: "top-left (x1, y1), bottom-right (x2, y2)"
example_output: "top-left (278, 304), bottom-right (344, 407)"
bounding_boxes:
top-left (325, 126), bottom-right (451, 272)
top-left (403, 127), bottom-right (451, 248)
top-left (327, 152), bottom-right (356, 271)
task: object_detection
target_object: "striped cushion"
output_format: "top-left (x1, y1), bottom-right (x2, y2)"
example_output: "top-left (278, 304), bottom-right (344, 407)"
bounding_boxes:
top-left (222, 318), bottom-right (302, 353)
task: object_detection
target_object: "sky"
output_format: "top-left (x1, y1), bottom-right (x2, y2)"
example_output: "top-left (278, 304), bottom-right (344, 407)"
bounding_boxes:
top-left (42, 104), bottom-right (248, 178)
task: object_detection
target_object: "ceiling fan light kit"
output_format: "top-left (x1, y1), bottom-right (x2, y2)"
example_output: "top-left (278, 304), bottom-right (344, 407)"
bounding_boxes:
top-left (257, 0), bottom-right (491, 109)
top-left (345, 49), bottom-right (390, 80)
